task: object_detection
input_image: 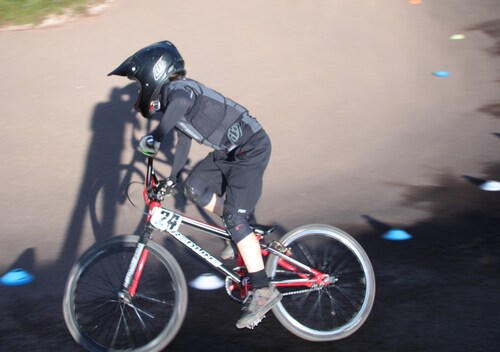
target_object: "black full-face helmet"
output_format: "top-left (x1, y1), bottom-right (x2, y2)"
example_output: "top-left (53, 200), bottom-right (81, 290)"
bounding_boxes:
top-left (108, 40), bottom-right (186, 118)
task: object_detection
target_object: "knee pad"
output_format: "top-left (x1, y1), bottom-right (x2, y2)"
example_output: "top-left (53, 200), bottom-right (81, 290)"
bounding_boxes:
top-left (183, 181), bottom-right (212, 207)
top-left (183, 181), bottom-right (199, 203)
top-left (222, 211), bottom-right (253, 244)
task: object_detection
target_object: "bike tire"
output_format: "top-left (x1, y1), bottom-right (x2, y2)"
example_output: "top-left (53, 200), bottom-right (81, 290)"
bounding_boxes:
top-left (63, 235), bottom-right (188, 352)
top-left (266, 224), bottom-right (375, 341)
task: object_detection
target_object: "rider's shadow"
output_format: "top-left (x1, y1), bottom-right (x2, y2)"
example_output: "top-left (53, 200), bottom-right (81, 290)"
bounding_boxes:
top-left (57, 84), bottom-right (139, 267)
top-left (57, 82), bottom-right (202, 269)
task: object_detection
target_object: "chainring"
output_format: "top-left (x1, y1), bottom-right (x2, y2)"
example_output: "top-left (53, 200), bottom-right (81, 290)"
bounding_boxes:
top-left (224, 266), bottom-right (249, 303)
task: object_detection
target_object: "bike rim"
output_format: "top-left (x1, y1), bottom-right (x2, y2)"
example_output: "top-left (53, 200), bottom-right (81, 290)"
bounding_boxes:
top-left (269, 226), bottom-right (375, 340)
top-left (68, 241), bottom-right (183, 351)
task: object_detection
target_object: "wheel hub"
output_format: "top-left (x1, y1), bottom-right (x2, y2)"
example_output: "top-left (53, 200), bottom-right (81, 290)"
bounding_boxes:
top-left (117, 290), bottom-right (132, 304)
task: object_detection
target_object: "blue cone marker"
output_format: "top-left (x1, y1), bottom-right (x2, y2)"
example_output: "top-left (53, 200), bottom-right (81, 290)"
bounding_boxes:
top-left (0, 268), bottom-right (34, 286)
top-left (382, 228), bottom-right (412, 241)
top-left (433, 71), bottom-right (451, 77)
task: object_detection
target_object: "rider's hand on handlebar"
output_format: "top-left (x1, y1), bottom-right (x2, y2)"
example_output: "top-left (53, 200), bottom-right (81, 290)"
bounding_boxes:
top-left (139, 135), bottom-right (160, 157)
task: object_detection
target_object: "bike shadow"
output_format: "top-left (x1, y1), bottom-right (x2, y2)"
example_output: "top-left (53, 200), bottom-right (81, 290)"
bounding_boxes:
top-left (55, 84), bottom-right (138, 268)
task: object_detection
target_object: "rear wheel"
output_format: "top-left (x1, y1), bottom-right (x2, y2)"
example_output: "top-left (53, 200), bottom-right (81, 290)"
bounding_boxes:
top-left (266, 224), bottom-right (375, 341)
top-left (63, 235), bottom-right (187, 352)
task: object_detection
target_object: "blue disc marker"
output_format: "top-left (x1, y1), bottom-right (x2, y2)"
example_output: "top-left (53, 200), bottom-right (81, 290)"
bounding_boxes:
top-left (432, 71), bottom-right (451, 77)
top-left (0, 268), bottom-right (34, 286)
top-left (382, 229), bottom-right (413, 241)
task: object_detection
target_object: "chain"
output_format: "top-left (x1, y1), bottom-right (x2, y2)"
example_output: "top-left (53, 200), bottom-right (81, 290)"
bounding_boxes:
top-left (281, 287), bottom-right (323, 296)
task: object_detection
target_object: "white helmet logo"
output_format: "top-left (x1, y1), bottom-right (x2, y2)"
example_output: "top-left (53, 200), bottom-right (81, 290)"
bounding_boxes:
top-left (227, 123), bottom-right (242, 144)
top-left (153, 58), bottom-right (167, 81)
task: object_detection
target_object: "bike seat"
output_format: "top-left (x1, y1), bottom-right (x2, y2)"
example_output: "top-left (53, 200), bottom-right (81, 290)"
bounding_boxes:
top-left (250, 224), bottom-right (277, 236)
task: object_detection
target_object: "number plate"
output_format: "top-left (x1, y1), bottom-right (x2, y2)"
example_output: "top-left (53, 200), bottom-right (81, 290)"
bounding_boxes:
top-left (150, 207), bottom-right (183, 233)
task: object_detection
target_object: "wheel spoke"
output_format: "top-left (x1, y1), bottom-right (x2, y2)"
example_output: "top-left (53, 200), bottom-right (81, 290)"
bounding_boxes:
top-left (296, 242), bottom-right (316, 267)
top-left (110, 304), bottom-right (126, 347)
top-left (135, 292), bottom-right (174, 306)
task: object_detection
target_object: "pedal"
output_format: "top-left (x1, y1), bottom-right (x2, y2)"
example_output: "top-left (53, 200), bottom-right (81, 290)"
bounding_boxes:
top-left (221, 240), bottom-right (235, 260)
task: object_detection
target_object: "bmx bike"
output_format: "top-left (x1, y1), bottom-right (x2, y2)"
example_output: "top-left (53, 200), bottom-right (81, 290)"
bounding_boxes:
top-left (63, 156), bottom-right (376, 351)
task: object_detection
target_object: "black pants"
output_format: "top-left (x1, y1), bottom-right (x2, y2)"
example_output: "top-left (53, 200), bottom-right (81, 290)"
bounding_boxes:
top-left (185, 130), bottom-right (271, 241)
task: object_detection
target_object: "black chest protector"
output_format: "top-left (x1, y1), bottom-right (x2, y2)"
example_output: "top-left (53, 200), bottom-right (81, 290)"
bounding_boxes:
top-left (167, 79), bottom-right (262, 151)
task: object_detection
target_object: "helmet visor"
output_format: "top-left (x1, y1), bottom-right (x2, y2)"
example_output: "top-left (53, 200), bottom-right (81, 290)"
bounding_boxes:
top-left (107, 57), bottom-right (133, 77)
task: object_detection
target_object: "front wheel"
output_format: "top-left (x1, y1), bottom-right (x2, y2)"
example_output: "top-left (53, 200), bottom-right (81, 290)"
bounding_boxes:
top-left (266, 224), bottom-right (375, 341)
top-left (63, 235), bottom-right (188, 352)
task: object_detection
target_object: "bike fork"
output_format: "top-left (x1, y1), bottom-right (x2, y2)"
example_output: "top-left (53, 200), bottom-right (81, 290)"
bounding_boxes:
top-left (121, 225), bottom-right (154, 298)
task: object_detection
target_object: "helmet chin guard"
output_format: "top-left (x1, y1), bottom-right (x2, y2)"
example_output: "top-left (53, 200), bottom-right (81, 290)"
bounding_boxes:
top-left (108, 41), bottom-right (186, 118)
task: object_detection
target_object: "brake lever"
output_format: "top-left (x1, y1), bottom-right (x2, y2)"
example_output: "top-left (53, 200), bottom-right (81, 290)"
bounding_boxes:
top-left (147, 180), bottom-right (174, 201)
